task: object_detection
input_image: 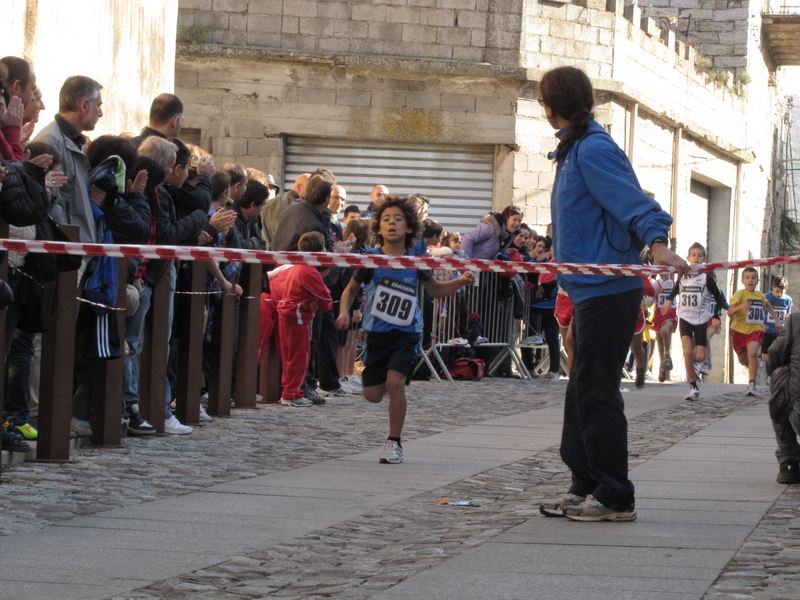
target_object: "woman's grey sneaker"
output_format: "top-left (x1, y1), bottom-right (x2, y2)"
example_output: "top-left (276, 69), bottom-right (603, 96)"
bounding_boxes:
top-left (562, 495), bottom-right (637, 522)
top-left (280, 397), bottom-right (313, 407)
top-left (539, 493), bottom-right (585, 517)
top-left (379, 440), bottom-right (403, 464)
top-left (745, 382), bottom-right (756, 397)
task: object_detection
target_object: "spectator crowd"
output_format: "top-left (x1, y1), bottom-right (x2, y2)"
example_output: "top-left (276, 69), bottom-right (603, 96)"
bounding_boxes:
top-left (0, 55), bottom-right (558, 454)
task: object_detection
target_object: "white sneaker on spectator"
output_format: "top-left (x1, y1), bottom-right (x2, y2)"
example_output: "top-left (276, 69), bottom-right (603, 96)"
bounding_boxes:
top-left (348, 374), bottom-right (363, 389)
top-left (539, 371), bottom-right (560, 381)
top-left (475, 336), bottom-right (489, 344)
top-left (200, 392), bottom-right (208, 406)
top-left (198, 406), bottom-right (213, 422)
top-left (164, 415), bottom-right (193, 435)
top-left (339, 378), bottom-right (356, 393)
top-left (448, 337), bottom-right (470, 347)
top-left (522, 335), bottom-right (544, 345)
top-left (314, 387), bottom-right (330, 397)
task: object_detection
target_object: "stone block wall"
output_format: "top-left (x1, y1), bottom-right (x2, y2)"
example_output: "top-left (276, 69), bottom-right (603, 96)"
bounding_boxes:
top-left (178, 0), bottom-right (523, 65)
top-left (177, 50), bottom-right (519, 184)
top-left (639, 0), bottom-right (752, 71)
top-left (2, 0), bottom-right (179, 137)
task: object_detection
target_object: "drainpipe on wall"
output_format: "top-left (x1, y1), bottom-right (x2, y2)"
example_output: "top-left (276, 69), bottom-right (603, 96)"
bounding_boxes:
top-left (727, 160), bottom-right (743, 383)
top-left (670, 127), bottom-right (682, 252)
top-left (627, 101), bottom-right (638, 166)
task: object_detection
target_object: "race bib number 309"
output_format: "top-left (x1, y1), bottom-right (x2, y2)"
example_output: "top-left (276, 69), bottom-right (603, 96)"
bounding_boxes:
top-left (373, 277), bottom-right (417, 327)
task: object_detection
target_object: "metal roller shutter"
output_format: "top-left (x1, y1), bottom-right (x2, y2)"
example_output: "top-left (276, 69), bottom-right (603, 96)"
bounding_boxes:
top-left (283, 136), bottom-right (494, 233)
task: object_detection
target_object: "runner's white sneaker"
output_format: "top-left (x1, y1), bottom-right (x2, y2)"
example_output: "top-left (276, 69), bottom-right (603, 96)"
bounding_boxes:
top-left (379, 440), bottom-right (403, 464)
top-left (745, 383), bottom-right (756, 397)
top-left (685, 387), bottom-right (700, 401)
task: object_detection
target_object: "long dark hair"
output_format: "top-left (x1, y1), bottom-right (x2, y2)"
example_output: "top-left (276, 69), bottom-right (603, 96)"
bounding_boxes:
top-left (86, 135), bottom-right (138, 176)
top-left (539, 66), bottom-right (595, 161)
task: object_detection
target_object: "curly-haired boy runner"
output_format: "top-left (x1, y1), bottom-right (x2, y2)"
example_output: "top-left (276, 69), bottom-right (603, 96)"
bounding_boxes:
top-left (337, 195), bottom-right (474, 463)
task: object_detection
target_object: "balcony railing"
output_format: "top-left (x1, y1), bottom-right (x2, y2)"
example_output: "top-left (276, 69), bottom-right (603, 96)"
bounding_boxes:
top-left (764, 2), bottom-right (800, 15)
top-left (762, 4), bottom-right (800, 66)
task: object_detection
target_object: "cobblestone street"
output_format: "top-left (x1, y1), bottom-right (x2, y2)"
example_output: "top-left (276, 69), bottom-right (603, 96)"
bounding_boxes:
top-left (1, 378), bottom-right (798, 600)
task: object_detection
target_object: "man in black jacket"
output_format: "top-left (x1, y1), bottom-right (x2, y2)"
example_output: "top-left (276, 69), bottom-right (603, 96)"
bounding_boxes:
top-left (271, 169), bottom-right (351, 399)
top-left (767, 312), bottom-right (800, 484)
top-left (129, 94), bottom-right (184, 148)
top-left (270, 169), bottom-right (335, 253)
top-left (137, 136), bottom-right (235, 434)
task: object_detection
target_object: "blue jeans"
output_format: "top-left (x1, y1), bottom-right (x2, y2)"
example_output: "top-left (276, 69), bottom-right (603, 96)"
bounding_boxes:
top-left (122, 284), bottom-right (152, 417)
top-left (4, 273), bottom-right (36, 425)
top-left (164, 264), bottom-right (176, 419)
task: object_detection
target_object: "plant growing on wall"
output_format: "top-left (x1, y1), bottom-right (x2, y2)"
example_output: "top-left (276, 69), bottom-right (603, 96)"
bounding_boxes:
top-left (180, 25), bottom-right (210, 45)
top-left (780, 211), bottom-right (800, 255)
top-left (732, 71), bottom-right (752, 97)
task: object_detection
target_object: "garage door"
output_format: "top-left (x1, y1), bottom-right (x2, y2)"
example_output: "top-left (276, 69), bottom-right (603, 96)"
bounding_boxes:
top-left (283, 136), bottom-right (495, 234)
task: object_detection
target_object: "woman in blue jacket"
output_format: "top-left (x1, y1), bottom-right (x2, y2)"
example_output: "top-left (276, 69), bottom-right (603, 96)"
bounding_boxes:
top-left (537, 67), bottom-right (687, 522)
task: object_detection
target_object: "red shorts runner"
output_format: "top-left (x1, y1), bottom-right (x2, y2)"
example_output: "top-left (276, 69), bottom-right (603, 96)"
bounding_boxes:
top-left (652, 310), bottom-right (677, 333)
top-left (731, 329), bottom-right (764, 355)
top-left (555, 294), bottom-right (573, 328)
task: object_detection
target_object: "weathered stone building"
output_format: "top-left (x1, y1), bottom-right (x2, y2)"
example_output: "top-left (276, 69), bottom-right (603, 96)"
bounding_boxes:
top-left (175, 0), bottom-right (797, 382)
top-left (2, 0), bottom-right (179, 137)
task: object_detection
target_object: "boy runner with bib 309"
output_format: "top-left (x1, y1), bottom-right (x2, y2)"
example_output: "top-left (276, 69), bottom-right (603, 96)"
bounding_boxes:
top-left (728, 267), bottom-right (780, 397)
top-left (336, 195), bottom-right (474, 464)
top-left (660, 243), bottom-right (726, 401)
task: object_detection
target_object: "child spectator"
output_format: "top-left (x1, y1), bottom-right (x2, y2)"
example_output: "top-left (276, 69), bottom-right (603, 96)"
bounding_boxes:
top-left (336, 195), bottom-right (474, 463)
top-left (728, 267), bottom-right (780, 397)
top-left (342, 204), bottom-right (360, 224)
top-left (335, 217), bottom-right (371, 392)
top-left (276, 232), bottom-right (333, 407)
top-left (763, 275), bottom-right (792, 362)
top-left (661, 243), bottom-right (726, 401)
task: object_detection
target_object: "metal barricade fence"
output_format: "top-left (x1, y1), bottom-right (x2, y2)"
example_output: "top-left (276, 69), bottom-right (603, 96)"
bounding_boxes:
top-left (416, 270), bottom-right (532, 382)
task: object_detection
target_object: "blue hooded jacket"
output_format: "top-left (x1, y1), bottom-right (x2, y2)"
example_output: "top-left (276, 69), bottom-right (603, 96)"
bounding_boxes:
top-left (550, 119), bottom-right (672, 305)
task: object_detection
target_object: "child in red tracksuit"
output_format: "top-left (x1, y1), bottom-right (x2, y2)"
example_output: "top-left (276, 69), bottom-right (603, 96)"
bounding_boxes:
top-left (275, 232), bottom-right (332, 407)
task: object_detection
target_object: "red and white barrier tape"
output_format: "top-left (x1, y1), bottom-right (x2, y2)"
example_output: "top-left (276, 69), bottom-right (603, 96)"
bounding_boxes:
top-left (1, 239), bottom-right (797, 277)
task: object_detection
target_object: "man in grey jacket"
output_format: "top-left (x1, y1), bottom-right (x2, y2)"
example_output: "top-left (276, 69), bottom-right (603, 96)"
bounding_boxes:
top-left (34, 76), bottom-right (103, 244)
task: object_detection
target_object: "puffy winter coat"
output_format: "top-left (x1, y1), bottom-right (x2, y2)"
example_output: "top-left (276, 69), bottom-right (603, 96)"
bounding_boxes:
top-left (767, 313), bottom-right (800, 430)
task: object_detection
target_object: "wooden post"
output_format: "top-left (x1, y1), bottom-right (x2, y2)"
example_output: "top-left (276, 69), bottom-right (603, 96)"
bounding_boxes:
top-left (258, 337), bottom-right (282, 404)
top-left (89, 257), bottom-right (127, 447)
top-left (36, 225), bottom-right (80, 461)
top-left (235, 263), bottom-right (261, 408)
top-left (138, 278), bottom-right (170, 433)
top-left (207, 276), bottom-right (236, 417)
top-left (175, 260), bottom-right (205, 424)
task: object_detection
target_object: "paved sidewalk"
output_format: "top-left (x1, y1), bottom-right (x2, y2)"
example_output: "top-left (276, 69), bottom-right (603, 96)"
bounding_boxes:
top-left (0, 379), bottom-right (797, 600)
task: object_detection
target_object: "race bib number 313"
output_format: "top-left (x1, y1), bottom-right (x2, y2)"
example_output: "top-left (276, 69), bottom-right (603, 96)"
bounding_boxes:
top-left (373, 277), bottom-right (417, 327)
